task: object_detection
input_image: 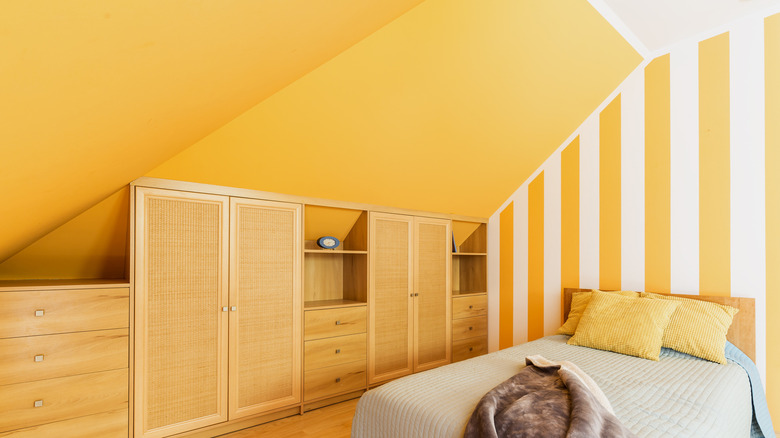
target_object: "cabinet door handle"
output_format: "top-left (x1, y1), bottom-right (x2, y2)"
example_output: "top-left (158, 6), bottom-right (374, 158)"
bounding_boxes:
top-left (414, 293), bottom-right (419, 297)
top-left (34, 354), bottom-right (44, 362)
top-left (335, 349), bottom-right (341, 354)
top-left (222, 307), bottom-right (229, 312)
top-left (34, 400), bottom-right (43, 408)
top-left (35, 310), bottom-right (45, 317)
top-left (335, 320), bottom-right (341, 325)
top-left (231, 306), bottom-right (237, 312)
top-left (335, 377), bottom-right (341, 383)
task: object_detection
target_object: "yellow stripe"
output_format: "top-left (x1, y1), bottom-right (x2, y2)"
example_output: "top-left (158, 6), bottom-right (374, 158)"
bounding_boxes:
top-left (499, 202), bottom-right (514, 349)
top-left (561, 137), bottom-right (580, 323)
top-left (699, 32), bottom-right (731, 297)
top-left (765, 11), bottom-right (780, 423)
top-left (644, 55), bottom-right (672, 294)
top-left (528, 173), bottom-right (545, 341)
top-left (599, 96), bottom-right (621, 290)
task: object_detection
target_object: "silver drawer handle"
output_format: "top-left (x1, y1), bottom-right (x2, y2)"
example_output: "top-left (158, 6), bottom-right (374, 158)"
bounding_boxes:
top-left (34, 400), bottom-right (43, 408)
top-left (35, 310), bottom-right (45, 317)
top-left (34, 354), bottom-right (44, 362)
top-left (335, 377), bottom-right (341, 383)
top-left (335, 320), bottom-right (341, 325)
top-left (335, 349), bottom-right (341, 354)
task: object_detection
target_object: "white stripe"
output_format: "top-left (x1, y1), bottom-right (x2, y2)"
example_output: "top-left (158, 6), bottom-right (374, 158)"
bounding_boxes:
top-left (580, 114), bottom-right (600, 289)
top-left (487, 213), bottom-right (501, 352)
top-left (544, 154), bottom-right (562, 335)
top-left (513, 188), bottom-right (529, 345)
top-left (670, 41), bottom-right (701, 294)
top-left (621, 68), bottom-right (646, 291)
top-left (730, 17), bottom-right (766, 384)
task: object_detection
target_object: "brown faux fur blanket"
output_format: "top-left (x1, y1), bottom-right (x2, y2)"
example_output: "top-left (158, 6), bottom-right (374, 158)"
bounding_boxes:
top-left (464, 356), bottom-right (636, 438)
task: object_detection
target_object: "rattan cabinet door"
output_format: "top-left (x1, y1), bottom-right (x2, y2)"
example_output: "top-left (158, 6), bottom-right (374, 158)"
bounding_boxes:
top-left (368, 213), bottom-right (413, 384)
top-left (135, 188), bottom-right (229, 438)
top-left (229, 199), bottom-right (301, 419)
top-left (413, 217), bottom-right (451, 372)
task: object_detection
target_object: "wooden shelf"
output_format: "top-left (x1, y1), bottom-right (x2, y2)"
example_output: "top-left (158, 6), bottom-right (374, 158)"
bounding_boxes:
top-left (304, 299), bottom-right (367, 310)
top-left (452, 252), bottom-right (487, 256)
top-left (453, 290), bottom-right (487, 296)
top-left (305, 249), bottom-right (368, 255)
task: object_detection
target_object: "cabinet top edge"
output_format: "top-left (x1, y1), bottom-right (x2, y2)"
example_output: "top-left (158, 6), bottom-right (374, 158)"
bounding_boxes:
top-left (0, 279), bottom-right (130, 291)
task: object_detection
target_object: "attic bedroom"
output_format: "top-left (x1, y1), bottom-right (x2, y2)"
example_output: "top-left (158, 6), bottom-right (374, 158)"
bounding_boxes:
top-left (1, 0), bottom-right (779, 436)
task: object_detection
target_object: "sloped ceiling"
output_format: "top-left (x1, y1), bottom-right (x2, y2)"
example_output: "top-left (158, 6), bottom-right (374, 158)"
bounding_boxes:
top-left (0, 0), bottom-right (424, 263)
top-left (147, 0), bottom-right (641, 218)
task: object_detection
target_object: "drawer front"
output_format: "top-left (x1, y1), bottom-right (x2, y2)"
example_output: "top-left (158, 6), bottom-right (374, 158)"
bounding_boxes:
top-left (304, 307), bottom-right (366, 341)
top-left (452, 316), bottom-right (487, 341)
top-left (0, 368), bottom-right (128, 433)
top-left (304, 360), bottom-right (366, 401)
top-left (0, 288), bottom-right (129, 338)
top-left (0, 408), bottom-right (127, 438)
top-left (452, 295), bottom-right (487, 319)
top-left (305, 333), bottom-right (366, 371)
top-left (0, 329), bottom-right (128, 386)
top-left (452, 337), bottom-right (487, 362)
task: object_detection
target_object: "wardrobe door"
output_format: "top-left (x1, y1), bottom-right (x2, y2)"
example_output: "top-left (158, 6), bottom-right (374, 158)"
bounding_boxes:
top-left (413, 217), bottom-right (452, 372)
top-left (229, 198), bottom-right (302, 419)
top-left (134, 188), bottom-right (229, 438)
top-left (368, 213), bottom-right (413, 384)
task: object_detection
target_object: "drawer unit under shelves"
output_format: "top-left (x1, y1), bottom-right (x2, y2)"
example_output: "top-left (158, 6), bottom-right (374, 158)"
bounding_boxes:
top-left (452, 337), bottom-right (488, 362)
top-left (305, 333), bottom-right (367, 371)
top-left (304, 360), bottom-right (366, 402)
top-left (0, 288), bottom-right (130, 339)
top-left (452, 294), bottom-right (487, 320)
top-left (0, 329), bottom-right (128, 386)
top-left (304, 306), bottom-right (366, 341)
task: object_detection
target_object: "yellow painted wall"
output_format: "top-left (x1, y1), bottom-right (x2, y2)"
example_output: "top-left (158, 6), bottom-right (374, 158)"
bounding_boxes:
top-left (147, 0), bottom-right (640, 219)
top-left (0, 188), bottom-right (129, 280)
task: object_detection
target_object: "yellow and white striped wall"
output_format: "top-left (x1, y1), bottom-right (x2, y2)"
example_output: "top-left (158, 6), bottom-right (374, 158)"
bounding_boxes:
top-left (487, 9), bottom-right (780, 418)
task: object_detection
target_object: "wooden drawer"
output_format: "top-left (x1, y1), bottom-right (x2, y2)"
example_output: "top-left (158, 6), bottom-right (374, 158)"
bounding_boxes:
top-left (304, 360), bottom-right (366, 401)
top-left (0, 288), bottom-right (129, 339)
top-left (0, 329), bottom-right (128, 386)
top-left (0, 408), bottom-right (127, 438)
top-left (452, 294), bottom-right (487, 319)
top-left (304, 306), bottom-right (366, 341)
top-left (305, 333), bottom-right (366, 371)
top-left (452, 316), bottom-right (487, 341)
top-left (0, 368), bottom-right (128, 433)
top-left (453, 337), bottom-right (487, 362)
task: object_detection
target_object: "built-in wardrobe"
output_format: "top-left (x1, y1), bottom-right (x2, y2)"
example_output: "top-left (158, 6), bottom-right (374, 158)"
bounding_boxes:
top-left (129, 178), bottom-right (486, 437)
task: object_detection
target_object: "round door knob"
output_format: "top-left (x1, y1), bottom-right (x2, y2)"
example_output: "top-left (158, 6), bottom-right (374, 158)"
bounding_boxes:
top-left (469, 305), bottom-right (473, 309)
top-left (335, 377), bottom-right (341, 383)
top-left (469, 347), bottom-right (473, 352)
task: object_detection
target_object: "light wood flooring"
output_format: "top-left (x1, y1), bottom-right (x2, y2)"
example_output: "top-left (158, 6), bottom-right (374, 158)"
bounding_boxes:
top-left (219, 399), bottom-right (358, 438)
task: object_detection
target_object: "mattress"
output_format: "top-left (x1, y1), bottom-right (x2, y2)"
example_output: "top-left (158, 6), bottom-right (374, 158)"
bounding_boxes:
top-left (352, 335), bottom-right (753, 438)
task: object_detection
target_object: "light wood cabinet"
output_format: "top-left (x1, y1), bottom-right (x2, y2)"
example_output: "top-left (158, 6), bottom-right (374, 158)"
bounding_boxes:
top-left (368, 213), bottom-right (451, 384)
top-left (0, 281), bottom-right (129, 437)
top-left (451, 222), bottom-right (488, 362)
top-left (134, 188), bottom-right (301, 437)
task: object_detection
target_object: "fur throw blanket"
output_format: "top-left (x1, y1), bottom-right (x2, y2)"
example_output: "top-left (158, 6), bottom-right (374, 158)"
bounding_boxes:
top-left (464, 355), bottom-right (636, 438)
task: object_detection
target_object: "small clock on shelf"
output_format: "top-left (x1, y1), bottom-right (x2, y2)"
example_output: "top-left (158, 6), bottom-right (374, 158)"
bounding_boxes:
top-left (317, 236), bottom-right (340, 249)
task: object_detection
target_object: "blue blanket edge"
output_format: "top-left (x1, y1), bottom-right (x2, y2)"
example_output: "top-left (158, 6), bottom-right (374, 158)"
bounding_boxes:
top-left (724, 341), bottom-right (776, 438)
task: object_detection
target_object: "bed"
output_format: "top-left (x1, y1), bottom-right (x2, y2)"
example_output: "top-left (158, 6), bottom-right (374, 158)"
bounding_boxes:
top-left (352, 289), bottom-right (771, 437)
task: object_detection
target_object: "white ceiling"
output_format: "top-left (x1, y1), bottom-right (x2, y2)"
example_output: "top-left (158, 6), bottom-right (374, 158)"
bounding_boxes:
top-left (599, 0), bottom-right (780, 53)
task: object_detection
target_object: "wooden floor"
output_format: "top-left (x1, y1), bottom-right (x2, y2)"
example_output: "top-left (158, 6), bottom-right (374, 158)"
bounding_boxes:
top-left (219, 399), bottom-right (358, 438)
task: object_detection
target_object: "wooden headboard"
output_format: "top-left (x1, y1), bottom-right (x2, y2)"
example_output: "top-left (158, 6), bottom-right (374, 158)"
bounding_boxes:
top-left (563, 288), bottom-right (756, 362)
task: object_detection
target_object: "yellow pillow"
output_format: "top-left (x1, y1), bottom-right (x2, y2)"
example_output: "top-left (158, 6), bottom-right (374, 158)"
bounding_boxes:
top-left (640, 292), bottom-right (738, 364)
top-left (557, 290), bottom-right (640, 335)
top-left (567, 291), bottom-right (680, 360)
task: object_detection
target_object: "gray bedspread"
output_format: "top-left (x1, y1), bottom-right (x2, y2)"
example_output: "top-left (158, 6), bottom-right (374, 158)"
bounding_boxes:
top-left (352, 335), bottom-right (754, 437)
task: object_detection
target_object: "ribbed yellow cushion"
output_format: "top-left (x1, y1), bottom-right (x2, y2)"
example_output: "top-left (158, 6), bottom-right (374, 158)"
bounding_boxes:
top-left (557, 290), bottom-right (640, 335)
top-left (567, 291), bottom-right (680, 360)
top-left (640, 292), bottom-right (738, 364)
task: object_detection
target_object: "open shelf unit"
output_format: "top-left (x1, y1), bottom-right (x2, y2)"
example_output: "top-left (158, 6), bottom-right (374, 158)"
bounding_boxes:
top-left (451, 221), bottom-right (487, 296)
top-left (303, 205), bottom-right (368, 308)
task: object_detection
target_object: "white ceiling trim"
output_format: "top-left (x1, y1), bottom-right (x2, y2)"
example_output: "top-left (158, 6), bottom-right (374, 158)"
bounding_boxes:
top-left (587, 0), bottom-right (651, 59)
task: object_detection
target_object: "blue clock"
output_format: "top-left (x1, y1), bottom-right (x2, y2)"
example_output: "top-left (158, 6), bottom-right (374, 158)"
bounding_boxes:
top-left (317, 236), bottom-right (340, 249)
